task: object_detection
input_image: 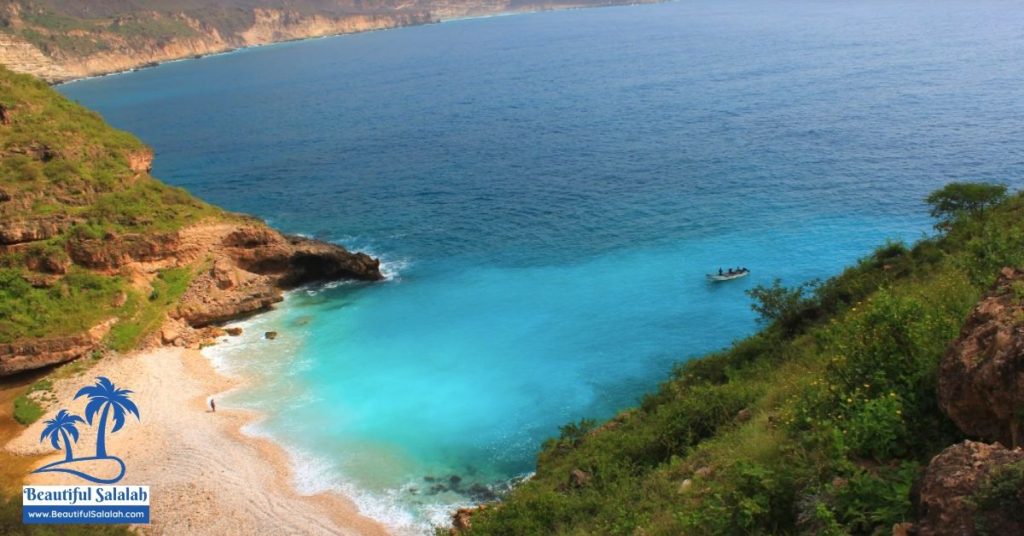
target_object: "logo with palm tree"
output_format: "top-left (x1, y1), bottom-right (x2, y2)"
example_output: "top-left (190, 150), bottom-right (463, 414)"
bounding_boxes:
top-left (32, 377), bottom-right (140, 484)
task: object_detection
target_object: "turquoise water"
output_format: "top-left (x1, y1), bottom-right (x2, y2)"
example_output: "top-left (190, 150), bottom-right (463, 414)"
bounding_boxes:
top-left (60, 0), bottom-right (1024, 531)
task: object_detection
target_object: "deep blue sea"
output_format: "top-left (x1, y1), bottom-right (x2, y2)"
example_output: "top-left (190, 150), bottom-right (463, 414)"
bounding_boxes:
top-left (60, 0), bottom-right (1024, 531)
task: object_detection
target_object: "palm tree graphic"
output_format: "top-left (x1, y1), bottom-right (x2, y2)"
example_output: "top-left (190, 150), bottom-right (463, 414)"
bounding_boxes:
top-left (33, 376), bottom-right (140, 484)
top-left (75, 376), bottom-right (140, 458)
top-left (39, 410), bottom-right (85, 462)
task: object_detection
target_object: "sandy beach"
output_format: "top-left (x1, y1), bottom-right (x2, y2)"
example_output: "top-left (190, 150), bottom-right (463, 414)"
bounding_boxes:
top-left (2, 347), bottom-right (389, 536)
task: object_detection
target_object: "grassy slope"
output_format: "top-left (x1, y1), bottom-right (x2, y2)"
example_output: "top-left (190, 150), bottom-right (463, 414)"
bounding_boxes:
top-left (466, 195), bottom-right (1024, 534)
top-left (0, 65), bottom-right (219, 346)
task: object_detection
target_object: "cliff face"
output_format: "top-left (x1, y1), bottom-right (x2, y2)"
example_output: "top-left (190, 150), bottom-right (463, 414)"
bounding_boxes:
top-left (904, 265), bottom-right (1024, 535)
top-left (939, 266), bottom-right (1024, 449)
top-left (0, 3), bottom-right (432, 81)
top-left (0, 0), bottom-right (659, 82)
top-left (0, 65), bottom-right (381, 376)
top-left (174, 224), bottom-right (381, 328)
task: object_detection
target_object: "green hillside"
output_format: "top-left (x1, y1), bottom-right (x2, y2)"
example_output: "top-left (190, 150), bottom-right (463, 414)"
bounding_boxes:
top-left (0, 65), bottom-right (221, 346)
top-left (464, 186), bottom-right (1022, 534)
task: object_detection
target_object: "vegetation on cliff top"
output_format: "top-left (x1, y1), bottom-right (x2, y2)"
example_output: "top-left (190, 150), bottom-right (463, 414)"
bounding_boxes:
top-left (464, 184), bottom-right (1020, 535)
top-left (1, 0), bottom-right (650, 67)
top-left (0, 65), bottom-right (218, 344)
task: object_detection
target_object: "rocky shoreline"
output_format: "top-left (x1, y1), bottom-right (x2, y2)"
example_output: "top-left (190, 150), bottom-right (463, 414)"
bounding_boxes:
top-left (0, 219), bottom-right (382, 376)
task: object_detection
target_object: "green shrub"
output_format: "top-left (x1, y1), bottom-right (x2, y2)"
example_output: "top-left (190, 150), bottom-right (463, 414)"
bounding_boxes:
top-left (971, 461), bottom-right (1024, 536)
top-left (12, 396), bottom-right (43, 425)
top-left (106, 267), bottom-right (192, 352)
top-left (926, 182), bottom-right (1007, 230)
top-left (818, 464), bottom-right (919, 535)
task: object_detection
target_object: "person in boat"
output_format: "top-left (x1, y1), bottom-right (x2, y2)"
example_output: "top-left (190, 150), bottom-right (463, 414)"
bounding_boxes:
top-left (727, 268), bottom-right (734, 275)
top-left (718, 268), bottom-right (723, 275)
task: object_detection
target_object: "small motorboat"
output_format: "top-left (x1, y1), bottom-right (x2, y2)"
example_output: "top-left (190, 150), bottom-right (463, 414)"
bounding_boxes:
top-left (707, 268), bottom-right (750, 282)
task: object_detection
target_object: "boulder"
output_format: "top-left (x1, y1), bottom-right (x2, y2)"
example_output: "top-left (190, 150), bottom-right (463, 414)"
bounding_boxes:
top-left (467, 483), bottom-right (497, 501)
top-left (569, 468), bottom-right (592, 488)
top-left (211, 259), bottom-right (239, 290)
top-left (939, 267), bottom-right (1024, 447)
top-left (161, 325), bottom-right (181, 345)
top-left (915, 440), bottom-right (1024, 535)
top-left (450, 505), bottom-right (486, 535)
top-left (225, 327), bottom-right (243, 336)
top-left (264, 331), bottom-right (278, 340)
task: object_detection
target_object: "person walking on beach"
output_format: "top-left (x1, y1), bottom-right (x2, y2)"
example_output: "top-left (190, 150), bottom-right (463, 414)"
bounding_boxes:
top-left (210, 398), bottom-right (216, 413)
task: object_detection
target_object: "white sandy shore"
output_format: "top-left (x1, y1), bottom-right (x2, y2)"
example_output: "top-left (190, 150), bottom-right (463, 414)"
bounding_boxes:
top-left (4, 347), bottom-right (389, 536)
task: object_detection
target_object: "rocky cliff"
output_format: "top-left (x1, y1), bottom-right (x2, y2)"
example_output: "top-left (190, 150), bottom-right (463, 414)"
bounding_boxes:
top-left (915, 441), bottom-right (1024, 536)
top-left (0, 65), bottom-right (381, 375)
top-left (939, 266), bottom-right (1024, 449)
top-left (0, 0), bottom-right (658, 82)
top-left (174, 224), bottom-right (381, 329)
top-left (910, 266), bottom-right (1024, 534)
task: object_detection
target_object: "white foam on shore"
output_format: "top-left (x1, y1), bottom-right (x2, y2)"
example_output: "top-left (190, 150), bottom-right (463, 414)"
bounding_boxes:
top-left (196, 252), bottom-right (464, 535)
top-left (379, 256), bottom-right (410, 281)
top-left (280, 441), bottom-right (435, 535)
top-left (237, 419), bottom-right (432, 534)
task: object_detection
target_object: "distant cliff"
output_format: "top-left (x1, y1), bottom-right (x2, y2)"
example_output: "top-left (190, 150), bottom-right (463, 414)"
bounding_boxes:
top-left (0, 65), bottom-right (381, 376)
top-left (0, 0), bottom-right (658, 82)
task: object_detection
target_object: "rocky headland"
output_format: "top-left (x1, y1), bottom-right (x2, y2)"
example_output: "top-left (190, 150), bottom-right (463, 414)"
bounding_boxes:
top-left (0, 65), bottom-right (381, 376)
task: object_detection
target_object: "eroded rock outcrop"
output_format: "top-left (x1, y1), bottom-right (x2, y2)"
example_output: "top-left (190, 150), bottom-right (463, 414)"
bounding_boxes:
top-left (915, 440), bottom-right (1024, 536)
top-left (0, 221), bottom-right (381, 375)
top-left (450, 505), bottom-right (487, 535)
top-left (68, 232), bottom-right (181, 270)
top-left (0, 215), bottom-right (75, 245)
top-left (174, 224), bottom-right (381, 327)
top-left (126, 148), bottom-right (154, 176)
top-left (0, 320), bottom-right (113, 375)
top-left (222, 227), bottom-right (381, 285)
top-left (938, 267), bottom-right (1024, 448)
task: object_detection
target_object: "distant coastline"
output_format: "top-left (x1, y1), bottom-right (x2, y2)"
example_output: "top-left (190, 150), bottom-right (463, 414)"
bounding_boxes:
top-left (3, 1), bottom-right (665, 85)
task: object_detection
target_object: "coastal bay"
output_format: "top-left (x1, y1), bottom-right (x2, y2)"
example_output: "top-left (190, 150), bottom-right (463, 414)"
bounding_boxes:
top-left (1, 0), bottom-right (1022, 533)
top-left (58, 0), bottom-right (1024, 530)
